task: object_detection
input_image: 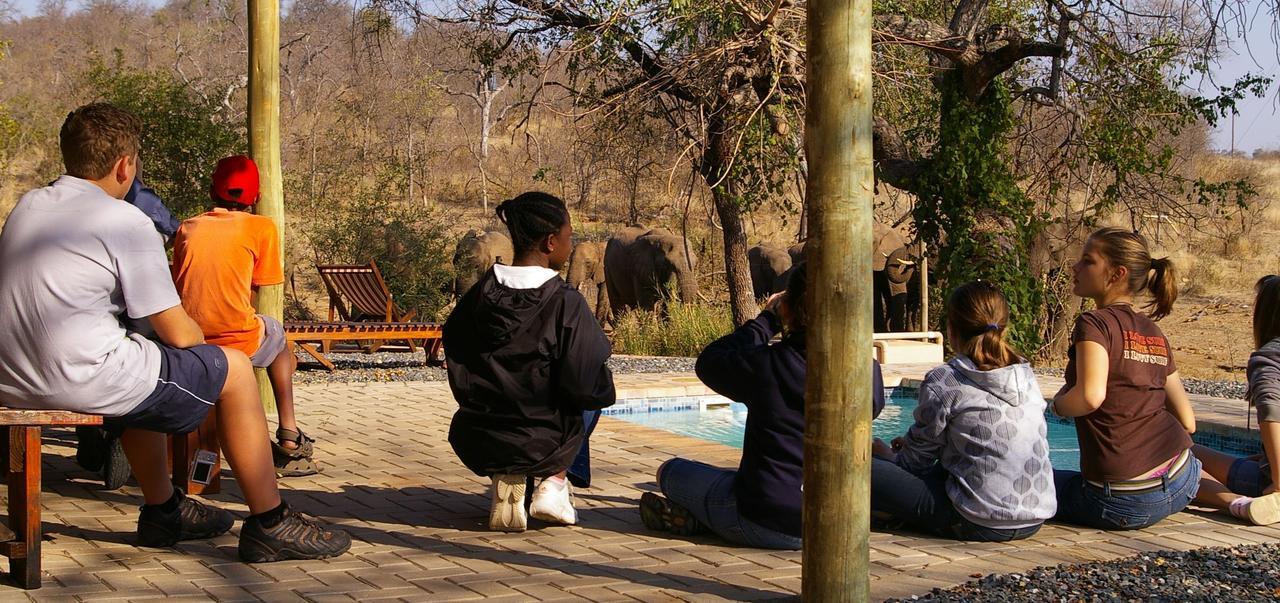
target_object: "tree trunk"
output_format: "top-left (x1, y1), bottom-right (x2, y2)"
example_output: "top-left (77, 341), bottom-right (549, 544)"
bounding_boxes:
top-left (712, 187), bottom-right (759, 325)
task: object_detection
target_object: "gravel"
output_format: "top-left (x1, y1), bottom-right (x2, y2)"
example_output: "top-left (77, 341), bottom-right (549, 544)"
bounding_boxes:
top-left (297, 352), bottom-right (1249, 400)
top-left (1035, 367), bottom-right (1246, 400)
top-left (293, 351), bottom-right (695, 385)
top-left (885, 543), bottom-right (1280, 602)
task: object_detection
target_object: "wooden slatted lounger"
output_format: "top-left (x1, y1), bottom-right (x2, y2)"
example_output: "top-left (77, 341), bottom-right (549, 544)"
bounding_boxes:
top-left (284, 321), bottom-right (443, 371)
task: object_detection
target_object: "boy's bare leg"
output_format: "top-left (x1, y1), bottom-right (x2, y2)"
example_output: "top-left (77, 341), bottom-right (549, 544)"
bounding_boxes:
top-left (119, 430), bottom-right (175, 505)
top-left (218, 348), bottom-right (282, 514)
top-left (268, 346), bottom-right (299, 449)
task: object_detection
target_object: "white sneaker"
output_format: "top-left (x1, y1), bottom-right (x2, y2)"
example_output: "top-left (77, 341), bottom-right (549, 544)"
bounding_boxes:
top-left (1246, 492), bottom-right (1280, 526)
top-left (529, 477), bottom-right (577, 525)
top-left (489, 474), bottom-right (528, 532)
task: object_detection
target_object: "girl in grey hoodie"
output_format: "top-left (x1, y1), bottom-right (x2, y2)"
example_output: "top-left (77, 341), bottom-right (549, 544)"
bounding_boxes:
top-left (871, 281), bottom-right (1056, 541)
top-left (1193, 275), bottom-right (1280, 525)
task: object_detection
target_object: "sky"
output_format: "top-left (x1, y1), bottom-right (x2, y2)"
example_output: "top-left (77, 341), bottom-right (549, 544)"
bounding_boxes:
top-left (6, 0), bottom-right (1279, 153)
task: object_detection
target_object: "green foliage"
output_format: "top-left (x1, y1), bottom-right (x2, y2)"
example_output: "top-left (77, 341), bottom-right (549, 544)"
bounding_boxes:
top-left (714, 105), bottom-right (802, 211)
top-left (1073, 39), bottom-right (1269, 216)
top-left (611, 301), bottom-right (735, 357)
top-left (84, 53), bottom-right (242, 219)
top-left (0, 40), bottom-right (18, 170)
top-left (306, 170), bottom-right (454, 321)
top-left (913, 75), bottom-right (1044, 353)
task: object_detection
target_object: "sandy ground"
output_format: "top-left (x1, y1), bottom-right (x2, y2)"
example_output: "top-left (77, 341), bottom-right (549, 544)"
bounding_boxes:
top-left (1160, 292), bottom-right (1256, 382)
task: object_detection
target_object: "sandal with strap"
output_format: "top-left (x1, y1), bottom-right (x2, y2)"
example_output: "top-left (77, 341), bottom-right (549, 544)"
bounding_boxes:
top-left (275, 428), bottom-right (315, 458)
top-left (272, 428), bottom-right (320, 477)
top-left (639, 492), bottom-right (704, 536)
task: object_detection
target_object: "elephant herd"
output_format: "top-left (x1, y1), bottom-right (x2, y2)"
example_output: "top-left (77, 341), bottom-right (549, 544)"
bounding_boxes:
top-left (449, 226), bottom-right (698, 324)
top-left (449, 221), bottom-right (921, 331)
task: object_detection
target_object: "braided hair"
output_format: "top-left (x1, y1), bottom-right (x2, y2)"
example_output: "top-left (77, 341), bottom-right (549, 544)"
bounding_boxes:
top-left (495, 192), bottom-right (570, 254)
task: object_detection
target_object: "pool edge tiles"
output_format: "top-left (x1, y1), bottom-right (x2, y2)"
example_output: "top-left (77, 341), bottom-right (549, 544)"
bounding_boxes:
top-left (605, 394), bottom-right (731, 415)
top-left (607, 386), bottom-right (919, 416)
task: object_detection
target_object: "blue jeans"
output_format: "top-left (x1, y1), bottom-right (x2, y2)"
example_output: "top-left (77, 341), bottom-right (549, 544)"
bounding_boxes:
top-left (1053, 453), bottom-right (1201, 530)
top-left (1227, 456), bottom-right (1273, 497)
top-left (567, 410), bottom-right (601, 488)
top-left (871, 458), bottom-right (1043, 542)
top-left (658, 458), bottom-right (802, 550)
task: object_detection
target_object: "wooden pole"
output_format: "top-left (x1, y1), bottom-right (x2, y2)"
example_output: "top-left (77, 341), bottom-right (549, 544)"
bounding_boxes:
top-left (920, 244), bottom-right (930, 331)
top-left (249, 0), bottom-right (283, 411)
top-left (802, 0), bottom-right (873, 597)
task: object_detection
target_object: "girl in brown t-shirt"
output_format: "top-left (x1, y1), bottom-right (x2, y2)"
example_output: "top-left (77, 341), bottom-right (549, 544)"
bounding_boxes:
top-left (1050, 227), bottom-right (1200, 530)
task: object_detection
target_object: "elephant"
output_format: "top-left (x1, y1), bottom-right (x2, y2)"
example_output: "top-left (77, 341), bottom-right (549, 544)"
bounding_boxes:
top-left (872, 222), bottom-right (917, 332)
top-left (783, 223), bottom-right (918, 331)
top-left (787, 242), bottom-right (806, 266)
top-left (748, 244), bottom-right (793, 299)
top-left (452, 229), bottom-right (514, 297)
top-left (603, 226), bottom-right (698, 315)
top-left (567, 241), bottom-right (611, 324)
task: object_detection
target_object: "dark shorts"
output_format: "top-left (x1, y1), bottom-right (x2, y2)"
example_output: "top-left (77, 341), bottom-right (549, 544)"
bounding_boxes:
top-left (1227, 457), bottom-right (1273, 498)
top-left (103, 343), bottom-right (228, 436)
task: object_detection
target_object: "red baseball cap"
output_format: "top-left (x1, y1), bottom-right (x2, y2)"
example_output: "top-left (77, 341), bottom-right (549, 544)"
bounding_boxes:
top-left (210, 155), bottom-right (260, 206)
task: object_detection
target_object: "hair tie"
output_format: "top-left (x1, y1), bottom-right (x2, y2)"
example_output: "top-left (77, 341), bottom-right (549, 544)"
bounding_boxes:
top-left (986, 323), bottom-right (1000, 332)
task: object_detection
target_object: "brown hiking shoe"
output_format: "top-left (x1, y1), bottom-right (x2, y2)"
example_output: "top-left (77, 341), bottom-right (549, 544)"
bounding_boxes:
top-left (137, 489), bottom-right (234, 547)
top-left (238, 504), bottom-right (351, 562)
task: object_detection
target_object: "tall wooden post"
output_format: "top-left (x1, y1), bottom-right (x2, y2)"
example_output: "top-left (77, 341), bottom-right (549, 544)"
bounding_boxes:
top-left (249, 0), bottom-right (283, 410)
top-left (920, 244), bottom-right (930, 331)
top-left (802, 0), bottom-right (873, 598)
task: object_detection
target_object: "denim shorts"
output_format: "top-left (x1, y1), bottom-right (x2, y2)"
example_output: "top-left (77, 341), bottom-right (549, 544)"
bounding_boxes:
top-left (1227, 457), bottom-right (1273, 498)
top-left (103, 343), bottom-right (227, 437)
top-left (1052, 453), bottom-right (1201, 530)
top-left (658, 458), bottom-right (801, 550)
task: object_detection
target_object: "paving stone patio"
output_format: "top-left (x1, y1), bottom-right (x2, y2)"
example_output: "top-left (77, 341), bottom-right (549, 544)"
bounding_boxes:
top-left (4, 372), bottom-right (1280, 601)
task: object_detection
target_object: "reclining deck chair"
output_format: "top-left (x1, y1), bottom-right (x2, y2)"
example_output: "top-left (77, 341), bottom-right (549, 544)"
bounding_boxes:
top-left (286, 262), bottom-right (443, 370)
top-left (316, 262), bottom-right (420, 353)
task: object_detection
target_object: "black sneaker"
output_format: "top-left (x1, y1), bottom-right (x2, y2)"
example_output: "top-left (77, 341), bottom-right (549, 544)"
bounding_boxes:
top-left (102, 435), bottom-right (132, 490)
top-left (75, 426), bottom-right (108, 473)
top-left (137, 489), bottom-right (235, 547)
top-left (238, 504), bottom-right (352, 563)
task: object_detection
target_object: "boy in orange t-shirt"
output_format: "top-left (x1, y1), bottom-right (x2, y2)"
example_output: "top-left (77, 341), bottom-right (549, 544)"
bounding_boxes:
top-left (172, 155), bottom-right (317, 476)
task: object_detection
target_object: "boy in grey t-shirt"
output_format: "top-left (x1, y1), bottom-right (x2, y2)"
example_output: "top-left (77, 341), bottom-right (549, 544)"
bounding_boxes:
top-left (0, 103), bottom-right (349, 562)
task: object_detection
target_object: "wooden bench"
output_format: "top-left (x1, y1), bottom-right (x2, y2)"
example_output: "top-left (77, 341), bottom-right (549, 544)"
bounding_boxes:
top-left (0, 409), bottom-right (217, 589)
top-left (0, 409), bottom-right (103, 589)
top-left (285, 321), bottom-right (443, 371)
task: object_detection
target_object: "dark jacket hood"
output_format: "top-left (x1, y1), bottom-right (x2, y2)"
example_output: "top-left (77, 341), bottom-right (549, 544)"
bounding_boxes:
top-left (466, 268), bottom-right (566, 350)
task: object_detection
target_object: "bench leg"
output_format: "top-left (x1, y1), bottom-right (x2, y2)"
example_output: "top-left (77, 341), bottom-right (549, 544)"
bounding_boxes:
top-left (7, 426), bottom-right (41, 589)
top-left (295, 342), bottom-right (336, 371)
top-left (171, 412), bottom-right (221, 495)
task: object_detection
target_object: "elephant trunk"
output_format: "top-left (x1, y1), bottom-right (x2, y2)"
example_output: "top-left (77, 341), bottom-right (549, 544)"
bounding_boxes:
top-left (677, 267), bottom-right (698, 304)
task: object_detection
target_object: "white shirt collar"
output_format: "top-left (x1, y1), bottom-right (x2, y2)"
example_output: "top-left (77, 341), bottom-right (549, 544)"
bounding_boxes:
top-left (492, 263), bottom-right (559, 289)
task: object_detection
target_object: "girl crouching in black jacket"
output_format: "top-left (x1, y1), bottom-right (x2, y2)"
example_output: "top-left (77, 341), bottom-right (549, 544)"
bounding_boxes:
top-left (444, 192), bottom-right (615, 532)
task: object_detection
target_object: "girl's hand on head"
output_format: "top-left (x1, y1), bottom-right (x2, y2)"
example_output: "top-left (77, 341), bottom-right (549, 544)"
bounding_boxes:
top-left (763, 292), bottom-right (786, 314)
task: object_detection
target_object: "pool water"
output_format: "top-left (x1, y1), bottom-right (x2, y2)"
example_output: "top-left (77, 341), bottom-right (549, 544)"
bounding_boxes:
top-left (607, 388), bottom-right (1261, 472)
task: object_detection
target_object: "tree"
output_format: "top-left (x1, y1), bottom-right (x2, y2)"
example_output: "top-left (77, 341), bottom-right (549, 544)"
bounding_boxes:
top-left (85, 54), bottom-right (243, 219)
top-left (383, 0), bottom-right (1276, 343)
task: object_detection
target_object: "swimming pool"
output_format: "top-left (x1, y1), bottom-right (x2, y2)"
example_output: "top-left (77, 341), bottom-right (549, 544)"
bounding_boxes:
top-left (605, 387), bottom-right (1263, 472)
